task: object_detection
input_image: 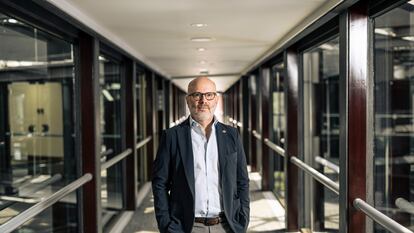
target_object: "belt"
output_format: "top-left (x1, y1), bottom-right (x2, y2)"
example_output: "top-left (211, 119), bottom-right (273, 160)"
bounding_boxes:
top-left (194, 213), bottom-right (226, 226)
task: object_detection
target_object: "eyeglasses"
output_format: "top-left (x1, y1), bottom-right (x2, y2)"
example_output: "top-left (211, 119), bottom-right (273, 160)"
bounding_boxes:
top-left (187, 92), bottom-right (217, 101)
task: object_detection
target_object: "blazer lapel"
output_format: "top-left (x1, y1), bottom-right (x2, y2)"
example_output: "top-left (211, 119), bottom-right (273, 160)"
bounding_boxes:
top-left (178, 119), bottom-right (195, 199)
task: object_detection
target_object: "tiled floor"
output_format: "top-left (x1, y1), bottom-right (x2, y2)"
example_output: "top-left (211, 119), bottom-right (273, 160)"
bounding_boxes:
top-left (122, 172), bottom-right (286, 233)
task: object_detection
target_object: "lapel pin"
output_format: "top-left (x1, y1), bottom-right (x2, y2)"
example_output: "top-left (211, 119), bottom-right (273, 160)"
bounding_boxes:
top-left (222, 130), bottom-right (226, 133)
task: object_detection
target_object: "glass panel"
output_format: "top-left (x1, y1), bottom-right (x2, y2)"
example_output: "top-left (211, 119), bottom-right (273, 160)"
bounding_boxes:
top-left (136, 69), bottom-right (147, 190)
top-left (271, 63), bottom-right (285, 207)
top-left (303, 37), bottom-right (339, 232)
top-left (0, 13), bottom-right (77, 231)
top-left (99, 54), bottom-right (123, 229)
top-left (373, 3), bottom-right (414, 232)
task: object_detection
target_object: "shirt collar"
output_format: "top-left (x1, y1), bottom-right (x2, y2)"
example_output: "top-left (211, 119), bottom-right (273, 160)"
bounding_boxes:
top-left (189, 115), bottom-right (218, 128)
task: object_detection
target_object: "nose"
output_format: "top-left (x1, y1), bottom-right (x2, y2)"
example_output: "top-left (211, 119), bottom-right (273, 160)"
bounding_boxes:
top-left (198, 94), bottom-right (207, 102)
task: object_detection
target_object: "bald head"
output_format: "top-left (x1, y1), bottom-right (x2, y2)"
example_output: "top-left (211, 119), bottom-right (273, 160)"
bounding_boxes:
top-left (186, 77), bottom-right (218, 126)
top-left (187, 77), bottom-right (216, 94)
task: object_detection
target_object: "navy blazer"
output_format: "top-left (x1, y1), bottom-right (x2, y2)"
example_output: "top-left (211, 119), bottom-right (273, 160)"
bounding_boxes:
top-left (152, 119), bottom-right (250, 233)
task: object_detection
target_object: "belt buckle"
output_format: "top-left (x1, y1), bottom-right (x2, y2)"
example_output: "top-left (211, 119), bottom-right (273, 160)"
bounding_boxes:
top-left (204, 217), bottom-right (219, 226)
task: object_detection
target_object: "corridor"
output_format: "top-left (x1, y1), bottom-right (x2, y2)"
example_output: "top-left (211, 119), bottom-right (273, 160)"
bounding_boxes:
top-left (122, 171), bottom-right (285, 233)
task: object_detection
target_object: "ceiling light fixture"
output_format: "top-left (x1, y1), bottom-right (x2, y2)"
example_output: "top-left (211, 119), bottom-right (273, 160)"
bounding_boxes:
top-left (318, 44), bottom-right (335, 50)
top-left (199, 69), bottom-right (209, 75)
top-left (197, 48), bottom-right (206, 52)
top-left (402, 36), bottom-right (414, 42)
top-left (199, 60), bottom-right (207, 64)
top-left (191, 23), bottom-right (207, 27)
top-left (375, 28), bottom-right (396, 37)
top-left (191, 37), bottom-right (214, 42)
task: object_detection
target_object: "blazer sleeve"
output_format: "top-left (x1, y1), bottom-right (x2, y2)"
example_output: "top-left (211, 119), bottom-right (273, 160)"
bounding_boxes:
top-left (236, 129), bottom-right (250, 231)
top-left (152, 130), bottom-right (172, 233)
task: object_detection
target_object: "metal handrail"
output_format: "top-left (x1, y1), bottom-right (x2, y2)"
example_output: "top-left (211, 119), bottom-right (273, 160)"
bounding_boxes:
top-left (395, 197), bottom-right (414, 215)
top-left (252, 130), bottom-right (262, 140)
top-left (136, 136), bottom-right (152, 150)
top-left (264, 138), bottom-right (285, 157)
top-left (315, 156), bottom-right (340, 174)
top-left (0, 173), bottom-right (92, 233)
top-left (290, 156), bottom-right (339, 195)
top-left (101, 149), bottom-right (113, 157)
top-left (0, 173), bottom-right (62, 204)
top-left (21, 173), bottom-right (62, 195)
top-left (170, 116), bottom-right (188, 127)
top-left (101, 148), bottom-right (133, 170)
top-left (353, 198), bottom-right (413, 233)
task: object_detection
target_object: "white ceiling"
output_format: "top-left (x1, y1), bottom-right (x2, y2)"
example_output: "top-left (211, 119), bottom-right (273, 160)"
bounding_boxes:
top-left (48, 0), bottom-right (341, 92)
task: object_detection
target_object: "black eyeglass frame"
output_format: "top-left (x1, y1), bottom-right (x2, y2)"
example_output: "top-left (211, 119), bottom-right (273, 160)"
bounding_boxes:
top-left (187, 92), bottom-right (218, 101)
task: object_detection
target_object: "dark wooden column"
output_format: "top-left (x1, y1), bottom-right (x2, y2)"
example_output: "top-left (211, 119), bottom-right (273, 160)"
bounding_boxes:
top-left (249, 74), bottom-right (257, 171)
top-left (165, 80), bottom-right (172, 128)
top-left (241, 76), bottom-right (250, 165)
top-left (172, 86), bottom-right (177, 121)
top-left (339, 2), bottom-right (368, 233)
top-left (255, 74), bottom-right (262, 174)
top-left (261, 67), bottom-right (271, 190)
top-left (285, 48), bottom-right (299, 231)
top-left (78, 32), bottom-right (101, 233)
top-left (124, 60), bottom-right (137, 210)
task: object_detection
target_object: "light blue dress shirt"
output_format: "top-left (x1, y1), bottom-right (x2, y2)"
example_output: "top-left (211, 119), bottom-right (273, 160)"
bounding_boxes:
top-left (190, 116), bottom-right (222, 218)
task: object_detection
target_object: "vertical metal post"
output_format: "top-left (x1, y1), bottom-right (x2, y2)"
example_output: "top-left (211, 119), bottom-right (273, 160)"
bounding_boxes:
top-left (79, 32), bottom-right (101, 233)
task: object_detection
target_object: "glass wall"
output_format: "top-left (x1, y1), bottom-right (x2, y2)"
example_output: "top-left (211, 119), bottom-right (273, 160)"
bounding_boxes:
top-left (373, 2), bottom-right (414, 232)
top-left (136, 69), bottom-right (147, 190)
top-left (99, 54), bottom-right (124, 230)
top-left (302, 37), bottom-right (340, 231)
top-left (271, 63), bottom-right (286, 207)
top-left (0, 13), bottom-right (78, 232)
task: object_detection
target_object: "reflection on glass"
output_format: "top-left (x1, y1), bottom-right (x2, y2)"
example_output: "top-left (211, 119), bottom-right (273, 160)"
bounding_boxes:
top-left (303, 37), bottom-right (339, 231)
top-left (0, 13), bottom-right (77, 231)
top-left (374, 3), bottom-right (414, 232)
top-left (99, 54), bottom-right (123, 230)
top-left (271, 63), bottom-right (285, 207)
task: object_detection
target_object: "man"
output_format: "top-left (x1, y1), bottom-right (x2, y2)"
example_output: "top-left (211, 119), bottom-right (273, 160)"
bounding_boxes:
top-left (152, 77), bottom-right (250, 233)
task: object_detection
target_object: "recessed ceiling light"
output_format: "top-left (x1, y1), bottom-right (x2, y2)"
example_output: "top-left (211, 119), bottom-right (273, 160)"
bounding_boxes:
top-left (197, 48), bottom-right (206, 52)
top-left (199, 60), bottom-right (207, 64)
top-left (191, 37), bottom-right (214, 42)
top-left (191, 23), bottom-right (207, 27)
top-left (200, 69), bottom-right (209, 74)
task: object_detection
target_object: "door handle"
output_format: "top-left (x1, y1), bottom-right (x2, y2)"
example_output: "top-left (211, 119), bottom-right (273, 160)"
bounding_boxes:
top-left (42, 124), bottom-right (49, 133)
top-left (28, 125), bottom-right (35, 133)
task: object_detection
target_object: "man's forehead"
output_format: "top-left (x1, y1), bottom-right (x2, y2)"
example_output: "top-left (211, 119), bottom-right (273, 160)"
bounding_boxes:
top-left (188, 78), bottom-right (216, 92)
